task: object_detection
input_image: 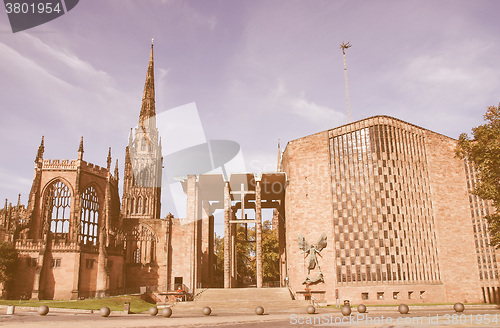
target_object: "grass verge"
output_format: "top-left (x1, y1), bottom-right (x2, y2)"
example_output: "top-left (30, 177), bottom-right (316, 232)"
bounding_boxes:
top-left (0, 295), bottom-right (155, 313)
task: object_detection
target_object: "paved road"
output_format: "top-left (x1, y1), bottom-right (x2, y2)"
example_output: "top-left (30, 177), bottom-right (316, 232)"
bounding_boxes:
top-left (1, 307), bottom-right (500, 328)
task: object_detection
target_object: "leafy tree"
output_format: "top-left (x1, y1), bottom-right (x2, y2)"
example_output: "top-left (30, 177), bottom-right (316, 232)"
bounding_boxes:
top-left (262, 220), bottom-right (280, 282)
top-left (0, 241), bottom-right (18, 297)
top-left (212, 220), bottom-right (280, 286)
top-left (213, 234), bottom-right (224, 287)
top-left (236, 224), bottom-right (255, 286)
top-left (456, 104), bottom-right (500, 246)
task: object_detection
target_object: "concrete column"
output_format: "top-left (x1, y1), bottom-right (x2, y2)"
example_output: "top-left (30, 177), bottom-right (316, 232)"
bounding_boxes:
top-left (223, 181), bottom-right (231, 288)
top-left (201, 201), bottom-right (210, 287)
top-left (277, 206), bottom-right (286, 287)
top-left (231, 222), bottom-right (237, 285)
top-left (208, 215), bottom-right (214, 283)
top-left (256, 180), bottom-right (263, 288)
top-left (186, 175), bottom-right (199, 291)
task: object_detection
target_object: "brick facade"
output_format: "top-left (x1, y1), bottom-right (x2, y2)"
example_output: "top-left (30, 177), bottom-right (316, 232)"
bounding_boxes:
top-left (281, 115), bottom-right (498, 304)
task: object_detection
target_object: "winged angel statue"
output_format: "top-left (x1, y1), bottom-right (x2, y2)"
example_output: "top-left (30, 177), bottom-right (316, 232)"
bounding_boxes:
top-left (298, 233), bottom-right (327, 285)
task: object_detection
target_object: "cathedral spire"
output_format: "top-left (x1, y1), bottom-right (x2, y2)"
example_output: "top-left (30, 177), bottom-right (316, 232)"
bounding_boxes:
top-left (139, 41), bottom-right (156, 124)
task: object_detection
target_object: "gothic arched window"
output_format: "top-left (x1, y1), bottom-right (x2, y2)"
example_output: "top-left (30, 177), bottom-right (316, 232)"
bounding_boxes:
top-left (80, 187), bottom-right (99, 245)
top-left (131, 198), bottom-right (135, 214)
top-left (138, 197), bottom-right (143, 214)
top-left (46, 181), bottom-right (71, 235)
top-left (126, 225), bottom-right (158, 264)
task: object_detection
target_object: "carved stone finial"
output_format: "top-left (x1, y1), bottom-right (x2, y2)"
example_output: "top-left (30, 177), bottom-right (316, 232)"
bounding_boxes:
top-left (35, 136), bottom-right (45, 163)
top-left (114, 159), bottom-right (119, 179)
top-left (107, 147), bottom-right (112, 170)
top-left (78, 136), bottom-right (84, 160)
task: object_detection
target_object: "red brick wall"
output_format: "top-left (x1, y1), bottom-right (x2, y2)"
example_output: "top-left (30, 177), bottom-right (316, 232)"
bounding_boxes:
top-left (424, 131), bottom-right (482, 303)
top-left (282, 131), bottom-right (337, 300)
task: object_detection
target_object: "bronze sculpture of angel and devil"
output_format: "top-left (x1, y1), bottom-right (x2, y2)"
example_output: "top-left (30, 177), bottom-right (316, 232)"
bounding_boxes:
top-left (298, 232), bottom-right (327, 285)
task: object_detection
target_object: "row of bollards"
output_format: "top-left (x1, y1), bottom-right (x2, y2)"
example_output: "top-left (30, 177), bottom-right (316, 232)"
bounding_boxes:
top-left (7, 302), bottom-right (466, 317)
top-left (340, 302), bottom-right (466, 316)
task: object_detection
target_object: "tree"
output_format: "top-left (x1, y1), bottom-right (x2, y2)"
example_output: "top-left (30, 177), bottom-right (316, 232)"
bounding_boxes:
top-left (456, 104), bottom-right (500, 246)
top-left (0, 241), bottom-right (18, 298)
top-left (262, 220), bottom-right (280, 282)
top-left (213, 234), bottom-right (224, 287)
top-left (212, 220), bottom-right (280, 287)
top-left (235, 224), bottom-right (255, 286)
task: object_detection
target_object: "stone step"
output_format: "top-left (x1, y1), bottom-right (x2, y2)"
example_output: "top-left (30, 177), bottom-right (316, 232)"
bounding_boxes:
top-left (172, 300), bottom-right (311, 314)
top-left (170, 287), bottom-right (310, 314)
top-left (195, 287), bottom-right (293, 302)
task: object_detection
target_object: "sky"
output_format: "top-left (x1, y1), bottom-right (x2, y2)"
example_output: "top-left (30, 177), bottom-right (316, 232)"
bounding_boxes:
top-left (1, 0), bottom-right (499, 219)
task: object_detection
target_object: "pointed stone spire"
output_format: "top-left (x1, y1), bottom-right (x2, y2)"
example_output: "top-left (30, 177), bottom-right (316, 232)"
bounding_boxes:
top-left (128, 128), bottom-right (133, 146)
top-left (125, 146), bottom-right (131, 164)
top-left (78, 136), bottom-right (84, 160)
top-left (17, 194), bottom-right (21, 207)
top-left (114, 159), bottom-right (119, 180)
top-left (35, 136), bottom-right (44, 163)
top-left (139, 41), bottom-right (156, 124)
top-left (107, 147), bottom-right (112, 170)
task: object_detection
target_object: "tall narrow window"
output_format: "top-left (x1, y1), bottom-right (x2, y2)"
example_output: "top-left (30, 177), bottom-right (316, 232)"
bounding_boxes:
top-left (138, 197), bottom-right (143, 214)
top-left (46, 181), bottom-right (71, 234)
top-left (80, 187), bottom-right (99, 245)
top-left (133, 248), bottom-right (141, 263)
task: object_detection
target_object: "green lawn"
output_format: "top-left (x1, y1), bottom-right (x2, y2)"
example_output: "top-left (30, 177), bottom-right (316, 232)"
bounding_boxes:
top-left (0, 295), bottom-right (155, 313)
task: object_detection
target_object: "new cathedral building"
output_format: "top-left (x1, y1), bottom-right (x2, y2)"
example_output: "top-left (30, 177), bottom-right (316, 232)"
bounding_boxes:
top-left (0, 44), bottom-right (498, 305)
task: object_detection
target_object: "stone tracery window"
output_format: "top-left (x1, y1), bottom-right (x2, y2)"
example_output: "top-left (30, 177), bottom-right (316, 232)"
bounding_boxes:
top-left (126, 224), bottom-right (158, 264)
top-left (80, 186), bottom-right (99, 245)
top-left (46, 181), bottom-right (71, 234)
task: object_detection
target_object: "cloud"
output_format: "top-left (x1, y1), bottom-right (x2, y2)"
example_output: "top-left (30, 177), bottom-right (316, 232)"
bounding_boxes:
top-left (290, 94), bottom-right (346, 126)
top-left (270, 80), bottom-right (346, 129)
top-left (0, 33), bottom-right (136, 146)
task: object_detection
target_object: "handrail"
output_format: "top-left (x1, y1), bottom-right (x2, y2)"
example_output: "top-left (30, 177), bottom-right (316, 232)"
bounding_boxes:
top-left (288, 285), bottom-right (297, 300)
top-left (310, 295), bottom-right (320, 307)
top-left (193, 288), bottom-right (208, 301)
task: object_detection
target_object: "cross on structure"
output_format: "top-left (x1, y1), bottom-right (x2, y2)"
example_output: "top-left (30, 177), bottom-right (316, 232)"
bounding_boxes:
top-left (229, 183), bottom-right (256, 224)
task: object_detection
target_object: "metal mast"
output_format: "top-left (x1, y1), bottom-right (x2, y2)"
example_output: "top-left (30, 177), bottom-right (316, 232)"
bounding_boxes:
top-left (340, 41), bottom-right (352, 123)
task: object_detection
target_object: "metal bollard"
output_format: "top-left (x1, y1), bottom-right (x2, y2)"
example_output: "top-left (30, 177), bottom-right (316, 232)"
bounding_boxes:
top-left (7, 305), bottom-right (15, 315)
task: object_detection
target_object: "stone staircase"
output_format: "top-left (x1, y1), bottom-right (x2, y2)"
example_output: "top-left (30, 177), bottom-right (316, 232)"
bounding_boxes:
top-left (172, 288), bottom-right (311, 314)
